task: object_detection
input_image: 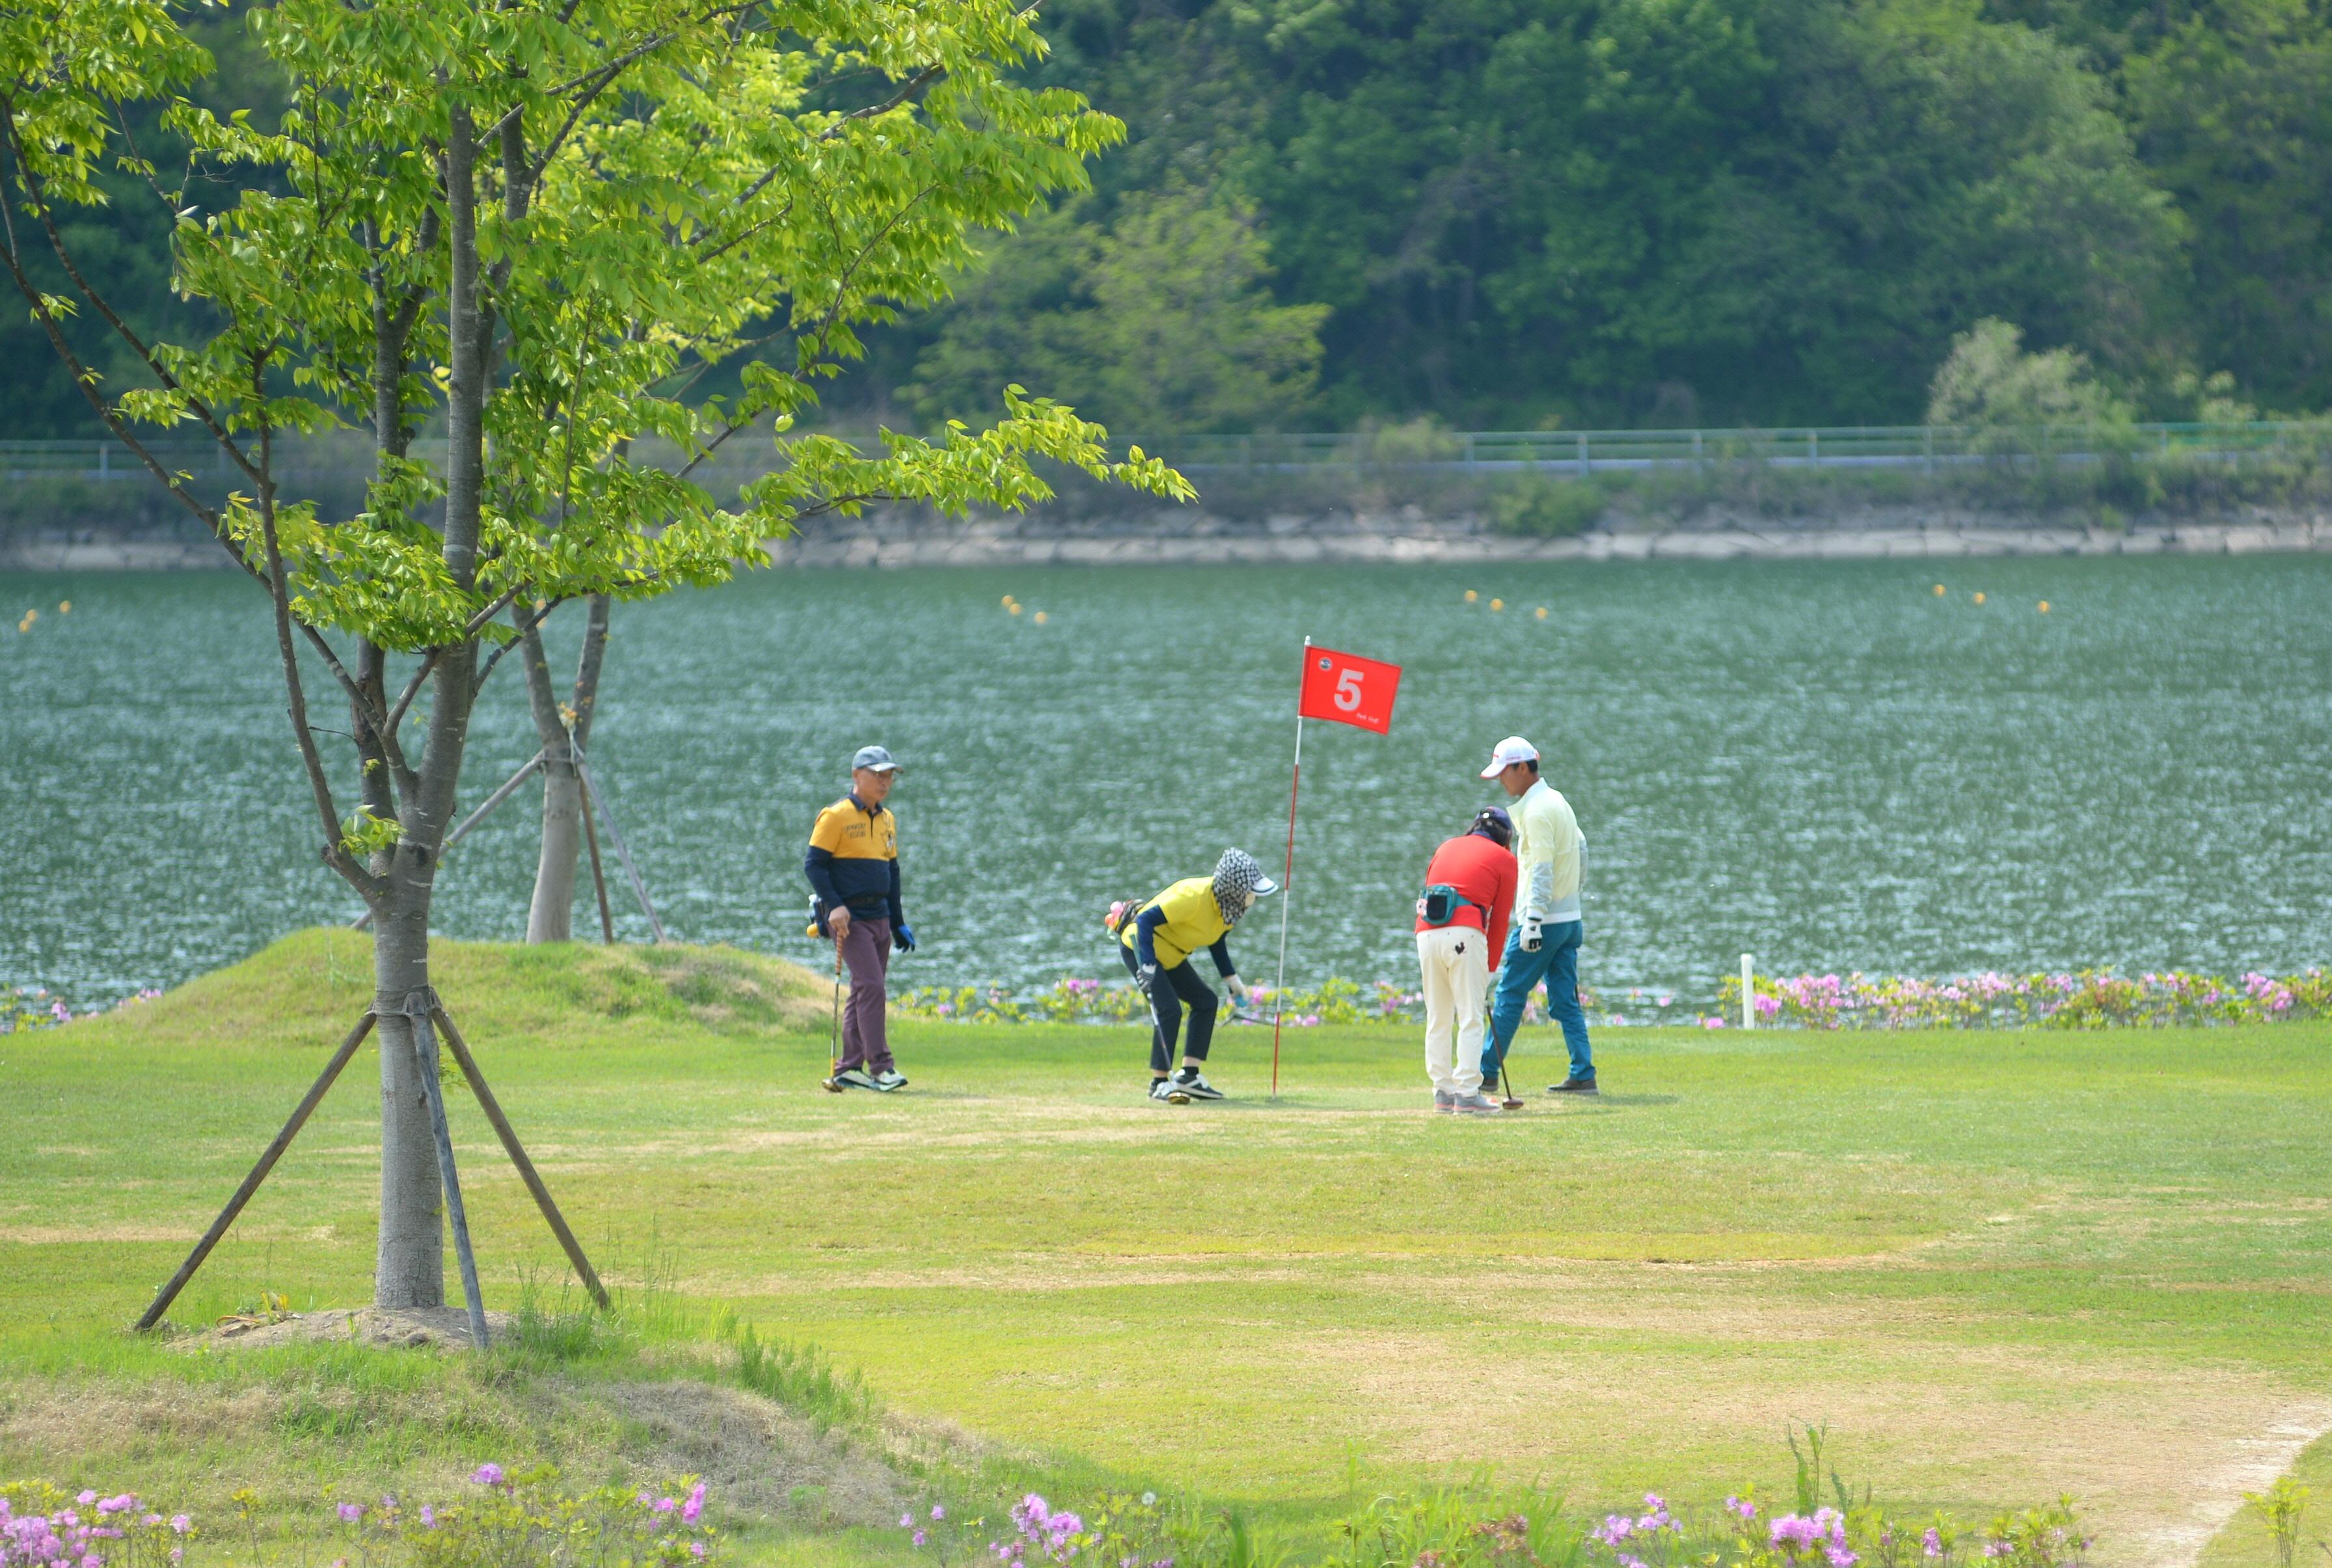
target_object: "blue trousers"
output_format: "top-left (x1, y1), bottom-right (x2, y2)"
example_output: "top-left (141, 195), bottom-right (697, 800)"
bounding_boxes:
top-left (1483, 919), bottom-right (1593, 1084)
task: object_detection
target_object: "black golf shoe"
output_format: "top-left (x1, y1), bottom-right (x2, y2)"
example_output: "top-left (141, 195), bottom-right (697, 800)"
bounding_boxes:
top-left (1546, 1076), bottom-right (1599, 1096)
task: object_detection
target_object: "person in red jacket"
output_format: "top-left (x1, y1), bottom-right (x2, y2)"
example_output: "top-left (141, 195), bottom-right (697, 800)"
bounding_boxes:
top-left (1413, 807), bottom-right (1519, 1114)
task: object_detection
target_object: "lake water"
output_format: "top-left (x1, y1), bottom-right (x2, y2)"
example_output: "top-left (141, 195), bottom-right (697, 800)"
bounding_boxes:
top-left (5, 556), bottom-right (2330, 1010)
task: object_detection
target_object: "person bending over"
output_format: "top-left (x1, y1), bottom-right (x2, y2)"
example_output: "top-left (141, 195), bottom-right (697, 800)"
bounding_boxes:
top-left (805, 745), bottom-right (915, 1091)
top-left (1415, 806), bottom-right (1518, 1114)
top-left (1117, 849), bottom-right (1277, 1102)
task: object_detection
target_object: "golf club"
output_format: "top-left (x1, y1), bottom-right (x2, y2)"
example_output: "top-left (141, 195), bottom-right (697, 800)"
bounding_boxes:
top-left (810, 915), bottom-right (846, 1092)
top-left (1490, 1005), bottom-right (1524, 1109)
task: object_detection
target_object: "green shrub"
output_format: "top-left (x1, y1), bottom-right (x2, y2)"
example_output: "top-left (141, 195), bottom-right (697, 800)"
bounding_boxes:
top-left (1487, 477), bottom-right (1606, 536)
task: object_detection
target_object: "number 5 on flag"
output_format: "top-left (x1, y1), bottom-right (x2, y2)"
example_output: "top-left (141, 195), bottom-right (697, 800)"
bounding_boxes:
top-left (1299, 645), bottom-right (1402, 734)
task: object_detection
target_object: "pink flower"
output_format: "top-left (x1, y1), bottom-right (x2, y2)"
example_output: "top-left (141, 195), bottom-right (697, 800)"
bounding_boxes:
top-left (1923, 1528), bottom-right (1942, 1558)
top-left (915, 1532), bottom-right (930, 1547)
top-left (338, 1503), bottom-right (363, 1523)
top-left (470, 1464), bottom-right (506, 1487)
top-left (683, 1483), bottom-right (706, 1524)
top-left (933, 1506), bottom-right (947, 1522)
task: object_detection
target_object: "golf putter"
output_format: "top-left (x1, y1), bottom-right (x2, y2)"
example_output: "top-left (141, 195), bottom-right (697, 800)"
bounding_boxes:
top-left (812, 919), bottom-right (846, 1092)
top-left (1492, 1008), bottom-right (1524, 1109)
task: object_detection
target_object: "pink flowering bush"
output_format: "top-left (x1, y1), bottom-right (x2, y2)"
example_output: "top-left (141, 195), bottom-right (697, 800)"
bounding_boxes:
top-left (1716, 968), bottom-right (2332, 1030)
top-left (904, 1489), bottom-right (1178, 1568)
top-left (1, 986), bottom-right (161, 1034)
top-left (5, 1468), bottom-right (719, 1568)
top-left (1580, 1490), bottom-right (2087, 1568)
top-left (2, 1484), bottom-right (194, 1568)
top-left (898, 977), bottom-right (1378, 1027)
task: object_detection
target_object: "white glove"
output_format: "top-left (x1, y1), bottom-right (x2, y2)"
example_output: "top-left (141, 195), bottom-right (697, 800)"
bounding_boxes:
top-left (1136, 962), bottom-right (1159, 994)
top-left (1521, 917), bottom-right (1543, 953)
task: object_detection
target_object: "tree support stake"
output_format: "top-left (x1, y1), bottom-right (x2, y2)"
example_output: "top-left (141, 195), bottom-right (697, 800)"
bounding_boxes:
top-left (573, 746), bottom-right (665, 941)
top-left (405, 993), bottom-right (491, 1349)
top-left (136, 1010), bottom-right (377, 1331)
top-left (576, 772), bottom-right (618, 944)
top-left (432, 1003), bottom-right (610, 1307)
top-left (133, 995), bottom-right (608, 1334)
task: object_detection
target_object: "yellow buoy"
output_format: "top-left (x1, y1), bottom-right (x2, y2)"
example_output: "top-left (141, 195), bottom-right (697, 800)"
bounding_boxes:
top-left (1464, 589), bottom-right (1479, 604)
top-left (18, 608), bottom-right (36, 633)
top-left (1002, 595), bottom-right (1015, 607)
top-left (2038, 601), bottom-right (2051, 614)
top-left (1489, 597), bottom-right (1504, 612)
top-left (1534, 606), bottom-right (1549, 620)
top-left (1033, 611), bottom-right (1048, 625)
top-left (1932, 584), bottom-right (1947, 596)
top-left (57, 600), bottom-right (72, 614)
top-left (1972, 591), bottom-right (1986, 605)
top-left (1009, 602), bottom-right (1023, 616)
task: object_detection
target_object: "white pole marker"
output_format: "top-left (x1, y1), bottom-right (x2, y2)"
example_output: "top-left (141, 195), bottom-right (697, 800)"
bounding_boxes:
top-left (1741, 953), bottom-right (1755, 1030)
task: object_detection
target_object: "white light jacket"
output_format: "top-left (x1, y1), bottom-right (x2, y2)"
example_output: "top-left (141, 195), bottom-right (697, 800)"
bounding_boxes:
top-left (1513, 777), bottom-right (1584, 926)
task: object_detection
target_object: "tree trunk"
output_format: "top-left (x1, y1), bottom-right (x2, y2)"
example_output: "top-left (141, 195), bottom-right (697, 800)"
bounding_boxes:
top-left (521, 621), bottom-right (582, 943)
top-left (366, 99), bottom-right (489, 1310)
top-left (521, 594), bottom-right (611, 943)
top-left (372, 881), bottom-right (444, 1308)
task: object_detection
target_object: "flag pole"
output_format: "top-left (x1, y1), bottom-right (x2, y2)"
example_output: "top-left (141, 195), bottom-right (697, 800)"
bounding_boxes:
top-left (1271, 636), bottom-right (1309, 1099)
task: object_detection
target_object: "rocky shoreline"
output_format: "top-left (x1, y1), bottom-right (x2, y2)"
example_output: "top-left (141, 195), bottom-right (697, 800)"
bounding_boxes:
top-left (9, 505), bottom-right (2331, 570)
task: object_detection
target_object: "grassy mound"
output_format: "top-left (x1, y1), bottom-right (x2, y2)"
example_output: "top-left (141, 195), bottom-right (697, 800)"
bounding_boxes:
top-left (85, 927), bottom-right (835, 1049)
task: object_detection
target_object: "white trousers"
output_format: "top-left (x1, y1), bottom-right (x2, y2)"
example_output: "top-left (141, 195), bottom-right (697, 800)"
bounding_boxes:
top-left (1417, 925), bottom-right (1489, 1095)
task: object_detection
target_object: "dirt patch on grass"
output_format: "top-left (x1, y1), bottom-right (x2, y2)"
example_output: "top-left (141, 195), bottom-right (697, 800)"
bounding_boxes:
top-left (1295, 1322), bottom-right (2330, 1568)
top-left (588, 1379), bottom-right (910, 1528)
top-left (187, 1306), bottom-right (517, 1351)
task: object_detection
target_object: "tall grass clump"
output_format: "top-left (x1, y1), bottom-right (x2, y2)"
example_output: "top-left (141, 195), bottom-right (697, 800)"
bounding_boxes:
top-left (728, 1325), bottom-right (877, 1435)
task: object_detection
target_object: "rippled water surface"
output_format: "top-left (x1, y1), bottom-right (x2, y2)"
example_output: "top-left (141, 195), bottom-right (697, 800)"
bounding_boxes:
top-left (6, 556), bottom-right (2330, 1005)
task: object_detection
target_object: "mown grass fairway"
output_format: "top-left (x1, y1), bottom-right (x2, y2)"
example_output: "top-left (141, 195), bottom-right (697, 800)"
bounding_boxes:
top-left (5, 931), bottom-right (2329, 1567)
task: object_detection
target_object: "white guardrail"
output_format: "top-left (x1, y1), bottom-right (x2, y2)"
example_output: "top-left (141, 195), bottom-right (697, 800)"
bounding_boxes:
top-left (5, 422), bottom-right (2322, 480)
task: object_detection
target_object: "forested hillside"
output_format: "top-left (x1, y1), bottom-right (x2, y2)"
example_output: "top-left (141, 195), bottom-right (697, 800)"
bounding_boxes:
top-left (7, 0), bottom-right (2329, 437)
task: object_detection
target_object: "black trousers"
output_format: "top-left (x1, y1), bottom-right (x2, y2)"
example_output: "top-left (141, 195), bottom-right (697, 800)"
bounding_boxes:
top-left (1120, 942), bottom-right (1220, 1073)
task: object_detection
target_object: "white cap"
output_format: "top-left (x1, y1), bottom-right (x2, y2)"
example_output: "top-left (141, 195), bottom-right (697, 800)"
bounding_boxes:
top-left (1480, 736), bottom-right (1539, 778)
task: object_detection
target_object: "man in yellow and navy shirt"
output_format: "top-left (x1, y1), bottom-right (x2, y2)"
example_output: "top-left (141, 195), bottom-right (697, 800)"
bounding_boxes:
top-left (806, 745), bottom-right (915, 1090)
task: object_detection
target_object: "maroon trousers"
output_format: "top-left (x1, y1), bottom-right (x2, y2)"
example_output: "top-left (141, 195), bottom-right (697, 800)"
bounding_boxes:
top-left (836, 915), bottom-right (893, 1073)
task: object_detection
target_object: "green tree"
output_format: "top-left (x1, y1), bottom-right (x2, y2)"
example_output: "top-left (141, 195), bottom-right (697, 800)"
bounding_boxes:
top-left (905, 187), bottom-right (1327, 433)
top-left (1927, 318), bottom-right (2131, 430)
top-left (2123, 0), bottom-right (2332, 411)
top-left (1241, 0), bottom-right (2179, 424)
top-left (4, 0), bottom-right (1185, 1309)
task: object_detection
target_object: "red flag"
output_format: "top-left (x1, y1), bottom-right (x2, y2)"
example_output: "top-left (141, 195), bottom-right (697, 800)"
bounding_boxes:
top-left (1299, 644), bottom-right (1402, 734)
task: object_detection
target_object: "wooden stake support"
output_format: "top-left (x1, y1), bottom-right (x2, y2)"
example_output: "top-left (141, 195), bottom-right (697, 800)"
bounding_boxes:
top-left (135, 1010), bottom-right (377, 1331)
top-left (409, 998), bottom-right (491, 1348)
top-left (433, 1004), bottom-right (609, 1307)
top-left (573, 748), bottom-right (666, 941)
top-left (134, 994), bottom-right (608, 1334)
top-left (577, 773), bottom-right (617, 943)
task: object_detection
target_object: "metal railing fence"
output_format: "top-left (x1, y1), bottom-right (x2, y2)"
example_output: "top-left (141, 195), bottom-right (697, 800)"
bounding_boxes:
top-left (1148, 422), bottom-right (2329, 474)
top-left (6, 421), bottom-right (2325, 481)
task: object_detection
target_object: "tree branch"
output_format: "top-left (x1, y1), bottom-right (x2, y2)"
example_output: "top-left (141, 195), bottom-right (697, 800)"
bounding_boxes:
top-left (251, 352), bottom-right (382, 902)
top-left (816, 62), bottom-right (946, 144)
top-left (1, 109), bottom-right (260, 484)
top-left (476, 597), bottom-right (567, 691)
